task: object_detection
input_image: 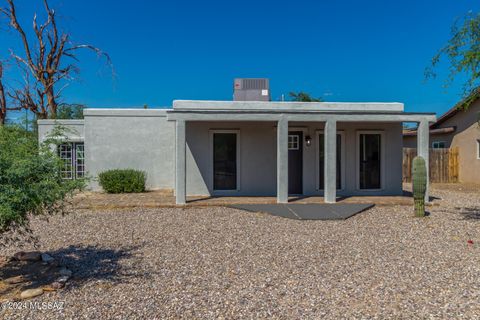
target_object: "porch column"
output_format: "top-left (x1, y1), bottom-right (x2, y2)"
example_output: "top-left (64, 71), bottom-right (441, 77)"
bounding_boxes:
top-left (277, 117), bottom-right (289, 203)
top-left (175, 120), bottom-right (186, 205)
top-left (324, 119), bottom-right (337, 203)
top-left (417, 120), bottom-right (430, 203)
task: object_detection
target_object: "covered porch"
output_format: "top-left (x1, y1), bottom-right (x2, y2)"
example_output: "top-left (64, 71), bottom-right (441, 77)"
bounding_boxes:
top-left (167, 101), bottom-right (436, 205)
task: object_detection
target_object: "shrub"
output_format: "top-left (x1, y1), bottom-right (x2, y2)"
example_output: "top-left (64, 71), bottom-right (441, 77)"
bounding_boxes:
top-left (0, 125), bottom-right (85, 236)
top-left (98, 169), bottom-right (146, 193)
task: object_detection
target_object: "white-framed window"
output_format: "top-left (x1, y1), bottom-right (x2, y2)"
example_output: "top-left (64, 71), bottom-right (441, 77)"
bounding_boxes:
top-left (75, 144), bottom-right (85, 178)
top-left (59, 144), bottom-right (73, 179)
top-left (59, 142), bottom-right (85, 179)
top-left (288, 134), bottom-right (300, 150)
top-left (209, 130), bottom-right (240, 192)
top-left (432, 141), bottom-right (446, 149)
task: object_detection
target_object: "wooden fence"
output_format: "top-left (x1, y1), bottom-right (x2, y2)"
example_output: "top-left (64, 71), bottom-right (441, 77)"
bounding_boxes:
top-left (403, 147), bottom-right (459, 183)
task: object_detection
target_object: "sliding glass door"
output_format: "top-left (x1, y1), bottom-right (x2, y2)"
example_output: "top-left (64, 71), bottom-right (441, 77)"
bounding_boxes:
top-left (213, 132), bottom-right (238, 190)
top-left (359, 133), bottom-right (381, 189)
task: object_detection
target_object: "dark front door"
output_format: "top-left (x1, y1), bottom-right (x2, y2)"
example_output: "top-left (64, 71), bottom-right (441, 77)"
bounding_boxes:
top-left (213, 133), bottom-right (237, 190)
top-left (288, 131), bottom-right (303, 194)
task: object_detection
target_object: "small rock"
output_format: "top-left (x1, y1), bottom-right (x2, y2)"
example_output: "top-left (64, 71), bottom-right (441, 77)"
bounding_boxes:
top-left (51, 281), bottom-right (65, 290)
top-left (42, 285), bottom-right (56, 292)
top-left (41, 253), bottom-right (54, 263)
top-left (13, 251), bottom-right (41, 262)
top-left (56, 276), bottom-right (69, 283)
top-left (20, 288), bottom-right (44, 299)
top-left (4, 275), bottom-right (27, 285)
top-left (59, 268), bottom-right (72, 277)
top-left (43, 281), bottom-right (64, 291)
top-left (0, 256), bottom-right (10, 267)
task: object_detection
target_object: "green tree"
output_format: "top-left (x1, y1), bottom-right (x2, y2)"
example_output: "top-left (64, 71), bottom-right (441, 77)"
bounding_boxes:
top-left (426, 12), bottom-right (480, 107)
top-left (0, 125), bottom-right (84, 237)
top-left (289, 91), bottom-right (323, 102)
top-left (56, 103), bottom-right (85, 119)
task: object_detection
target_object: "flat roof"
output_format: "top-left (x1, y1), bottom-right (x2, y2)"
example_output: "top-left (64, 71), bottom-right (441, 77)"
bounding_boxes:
top-left (66, 101), bottom-right (436, 123)
top-left (83, 109), bottom-right (170, 117)
top-left (173, 100), bottom-right (405, 112)
top-left (37, 119), bottom-right (85, 125)
top-left (168, 110), bottom-right (435, 116)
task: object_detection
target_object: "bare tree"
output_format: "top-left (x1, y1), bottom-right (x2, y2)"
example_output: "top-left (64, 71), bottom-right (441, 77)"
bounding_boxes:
top-left (0, 0), bottom-right (112, 119)
top-left (0, 62), bottom-right (6, 125)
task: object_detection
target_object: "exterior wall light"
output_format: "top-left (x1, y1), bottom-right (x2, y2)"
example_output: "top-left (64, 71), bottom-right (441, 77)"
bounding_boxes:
top-left (305, 135), bottom-right (312, 147)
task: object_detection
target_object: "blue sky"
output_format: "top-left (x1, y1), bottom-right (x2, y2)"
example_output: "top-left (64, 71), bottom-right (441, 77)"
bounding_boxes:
top-left (2, 0), bottom-right (480, 115)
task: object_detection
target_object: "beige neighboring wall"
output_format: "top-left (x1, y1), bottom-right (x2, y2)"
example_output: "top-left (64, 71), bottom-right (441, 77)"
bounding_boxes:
top-left (453, 124), bottom-right (480, 183)
top-left (403, 100), bottom-right (480, 183)
top-left (438, 100), bottom-right (480, 183)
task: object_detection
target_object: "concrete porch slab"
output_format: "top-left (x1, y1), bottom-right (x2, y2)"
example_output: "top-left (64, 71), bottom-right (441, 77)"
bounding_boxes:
top-left (72, 190), bottom-right (415, 210)
top-left (229, 203), bottom-right (375, 220)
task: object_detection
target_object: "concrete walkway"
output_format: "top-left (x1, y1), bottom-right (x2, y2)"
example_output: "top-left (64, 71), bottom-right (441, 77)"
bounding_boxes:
top-left (229, 203), bottom-right (375, 220)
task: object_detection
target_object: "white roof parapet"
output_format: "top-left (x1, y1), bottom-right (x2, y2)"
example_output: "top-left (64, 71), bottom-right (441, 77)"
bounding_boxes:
top-left (83, 109), bottom-right (171, 117)
top-left (173, 100), bottom-right (404, 112)
top-left (37, 119), bottom-right (85, 125)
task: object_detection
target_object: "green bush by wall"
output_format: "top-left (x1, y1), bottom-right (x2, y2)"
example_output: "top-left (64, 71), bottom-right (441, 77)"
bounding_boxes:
top-left (98, 169), bottom-right (146, 193)
top-left (0, 125), bottom-right (85, 234)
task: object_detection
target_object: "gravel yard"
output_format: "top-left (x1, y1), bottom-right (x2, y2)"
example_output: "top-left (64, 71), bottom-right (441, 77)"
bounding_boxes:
top-left (1, 185), bottom-right (480, 319)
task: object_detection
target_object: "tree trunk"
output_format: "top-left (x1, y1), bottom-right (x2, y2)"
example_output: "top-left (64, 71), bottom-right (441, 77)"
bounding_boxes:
top-left (0, 63), bottom-right (6, 126)
top-left (36, 112), bottom-right (48, 120)
top-left (0, 85), bottom-right (5, 124)
top-left (45, 86), bottom-right (57, 119)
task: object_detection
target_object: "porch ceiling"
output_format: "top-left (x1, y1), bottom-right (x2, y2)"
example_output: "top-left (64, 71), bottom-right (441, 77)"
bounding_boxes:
top-left (166, 110), bottom-right (436, 123)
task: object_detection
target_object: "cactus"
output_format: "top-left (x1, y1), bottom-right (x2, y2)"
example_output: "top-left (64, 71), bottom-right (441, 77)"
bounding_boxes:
top-left (412, 156), bottom-right (427, 217)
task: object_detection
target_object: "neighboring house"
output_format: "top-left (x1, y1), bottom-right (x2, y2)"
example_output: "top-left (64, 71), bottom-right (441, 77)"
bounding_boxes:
top-left (403, 93), bottom-right (480, 183)
top-left (38, 79), bottom-right (436, 204)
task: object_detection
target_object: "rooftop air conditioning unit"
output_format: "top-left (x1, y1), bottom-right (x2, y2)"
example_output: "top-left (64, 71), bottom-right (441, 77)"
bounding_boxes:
top-left (233, 78), bottom-right (270, 101)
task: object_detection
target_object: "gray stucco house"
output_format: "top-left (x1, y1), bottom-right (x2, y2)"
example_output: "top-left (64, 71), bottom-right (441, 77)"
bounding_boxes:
top-left (38, 99), bottom-right (436, 205)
